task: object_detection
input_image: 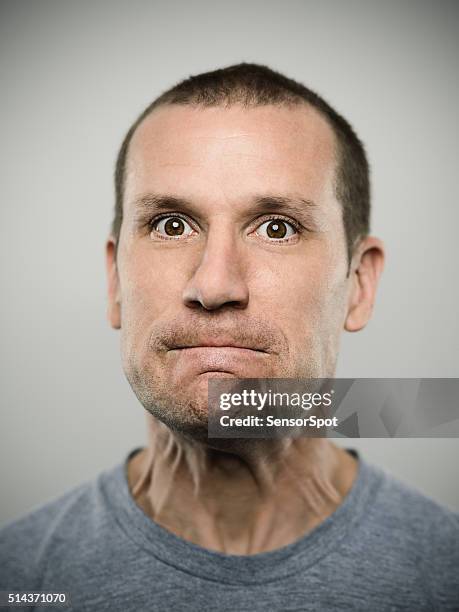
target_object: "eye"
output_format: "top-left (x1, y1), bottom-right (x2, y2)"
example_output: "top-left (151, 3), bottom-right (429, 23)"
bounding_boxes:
top-left (151, 216), bottom-right (195, 239)
top-left (255, 218), bottom-right (298, 240)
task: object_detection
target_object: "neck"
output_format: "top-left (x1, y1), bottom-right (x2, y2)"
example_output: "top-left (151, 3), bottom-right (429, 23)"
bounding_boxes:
top-left (127, 414), bottom-right (358, 555)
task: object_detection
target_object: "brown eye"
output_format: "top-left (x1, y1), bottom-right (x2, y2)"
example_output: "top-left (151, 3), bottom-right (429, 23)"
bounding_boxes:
top-left (164, 218), bottom-right (184, 236)
top-left (256, 219), bottom-right (297, 240)
top-left (266, 220), bottom-right (287, 239)
top-left (153, 216), bottom-right (194, 238)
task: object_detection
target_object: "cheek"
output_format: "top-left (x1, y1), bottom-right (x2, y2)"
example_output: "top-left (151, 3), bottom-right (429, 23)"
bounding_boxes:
top-left (121, 245), bottom-right (186, 310)
top-left (250, 250), bottom-right (335, 328)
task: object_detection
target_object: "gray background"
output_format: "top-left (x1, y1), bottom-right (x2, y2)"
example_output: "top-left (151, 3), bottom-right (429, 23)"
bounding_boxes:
top-left (1, 0), bottom-right (458, 527)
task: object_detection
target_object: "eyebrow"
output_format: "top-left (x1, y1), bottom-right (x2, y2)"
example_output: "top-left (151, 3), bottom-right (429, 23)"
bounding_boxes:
top-left (131, 193), bottom-right (321, 228)
top-left (245, 195), bottom-right (318, 222)
top-left (132, 194), bottom-right (200, 220)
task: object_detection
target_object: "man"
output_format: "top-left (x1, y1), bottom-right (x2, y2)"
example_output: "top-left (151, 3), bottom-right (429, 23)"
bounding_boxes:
top-left (1, 63), bottom-right (458, 611)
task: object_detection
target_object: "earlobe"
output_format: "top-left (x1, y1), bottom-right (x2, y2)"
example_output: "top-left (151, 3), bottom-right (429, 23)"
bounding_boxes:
top-left (344, 237), bottom-right (385, 333)
top-left (105, 238), bottom-right (121, 330)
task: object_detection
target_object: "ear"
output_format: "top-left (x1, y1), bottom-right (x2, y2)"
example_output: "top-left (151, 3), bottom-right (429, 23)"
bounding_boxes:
top-left (105, 237), bottom-right (121, 330)
top-left (345, 236), bottom-right (385, 332)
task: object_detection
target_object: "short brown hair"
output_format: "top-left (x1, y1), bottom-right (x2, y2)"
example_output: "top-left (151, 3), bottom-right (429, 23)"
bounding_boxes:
top-left (113, 63), bottom-right (370, 265)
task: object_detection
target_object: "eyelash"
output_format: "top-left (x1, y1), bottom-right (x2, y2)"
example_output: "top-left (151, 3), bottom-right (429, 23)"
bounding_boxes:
top-left (148, 213), bottom-right (183, 227)
top-left (147, 213), bottom-right (304, 240)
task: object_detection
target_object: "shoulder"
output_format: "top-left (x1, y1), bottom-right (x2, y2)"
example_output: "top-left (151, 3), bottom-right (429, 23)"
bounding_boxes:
top-left (0, 472), bottom-right (111, 591)
top-left (373, 464), bottom-right (459, 539)
top-left (364, 461), bottom-right (459, 607)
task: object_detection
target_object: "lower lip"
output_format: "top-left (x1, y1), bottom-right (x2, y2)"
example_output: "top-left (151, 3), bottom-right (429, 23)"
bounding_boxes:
top-left (168, 346), bottom-right (268, 373)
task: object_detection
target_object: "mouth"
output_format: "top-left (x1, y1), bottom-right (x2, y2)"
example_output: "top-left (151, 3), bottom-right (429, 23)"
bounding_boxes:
top-left (166, 343), bottom-right (271, 376)
top-left (170, 343), bottom-right (268, 354)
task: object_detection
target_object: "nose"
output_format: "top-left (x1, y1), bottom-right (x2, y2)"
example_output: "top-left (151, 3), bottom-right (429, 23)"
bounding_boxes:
top-left (182, 228), bottom-right (249, 311)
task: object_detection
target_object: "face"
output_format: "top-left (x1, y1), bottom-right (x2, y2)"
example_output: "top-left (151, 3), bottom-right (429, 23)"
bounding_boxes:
top-left (106, 103), bottom-right (382, 440)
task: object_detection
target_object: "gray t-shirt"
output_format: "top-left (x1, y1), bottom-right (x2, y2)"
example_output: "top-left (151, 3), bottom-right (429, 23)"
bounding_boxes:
top-left (1, 448), bottom-right (458, 611)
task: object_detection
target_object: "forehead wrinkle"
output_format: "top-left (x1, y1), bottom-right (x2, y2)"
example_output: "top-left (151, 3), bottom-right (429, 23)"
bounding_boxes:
top-left (131, 103), bottom-right (337, 160)
top-left (184, 133), bottom-right (253, 140)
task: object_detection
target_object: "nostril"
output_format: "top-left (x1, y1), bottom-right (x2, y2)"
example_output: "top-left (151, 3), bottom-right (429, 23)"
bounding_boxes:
top-left (183, 288), bottom-right (249, 312)
top-left (185, 298), bottom-right (206, 310)
top-left (225, 300), bottom-right (247, 310)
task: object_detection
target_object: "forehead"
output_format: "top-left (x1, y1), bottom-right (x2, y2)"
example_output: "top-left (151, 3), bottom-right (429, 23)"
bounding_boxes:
top-left (124, 103), bottom-right (338, 212)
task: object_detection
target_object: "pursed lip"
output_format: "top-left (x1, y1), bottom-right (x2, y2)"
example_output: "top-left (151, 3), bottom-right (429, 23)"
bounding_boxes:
top-left (166, 341), bottom-right (272, 375)
top-left (169, 342), bottom-right (269, 354)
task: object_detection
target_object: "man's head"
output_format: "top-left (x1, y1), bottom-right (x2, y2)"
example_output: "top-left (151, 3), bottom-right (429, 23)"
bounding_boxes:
top-left (105, 63), bottom-right (384, 441)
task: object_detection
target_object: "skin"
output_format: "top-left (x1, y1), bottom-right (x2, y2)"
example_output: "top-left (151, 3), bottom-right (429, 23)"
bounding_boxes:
top-left (105, 103), bottom-right (384, 554)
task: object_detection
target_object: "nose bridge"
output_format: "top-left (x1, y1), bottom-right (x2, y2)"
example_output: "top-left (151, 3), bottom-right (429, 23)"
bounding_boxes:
top-left (183, 217), bottom-right (249, 310)
top-left (205, 218), bottom-right (239, 267)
